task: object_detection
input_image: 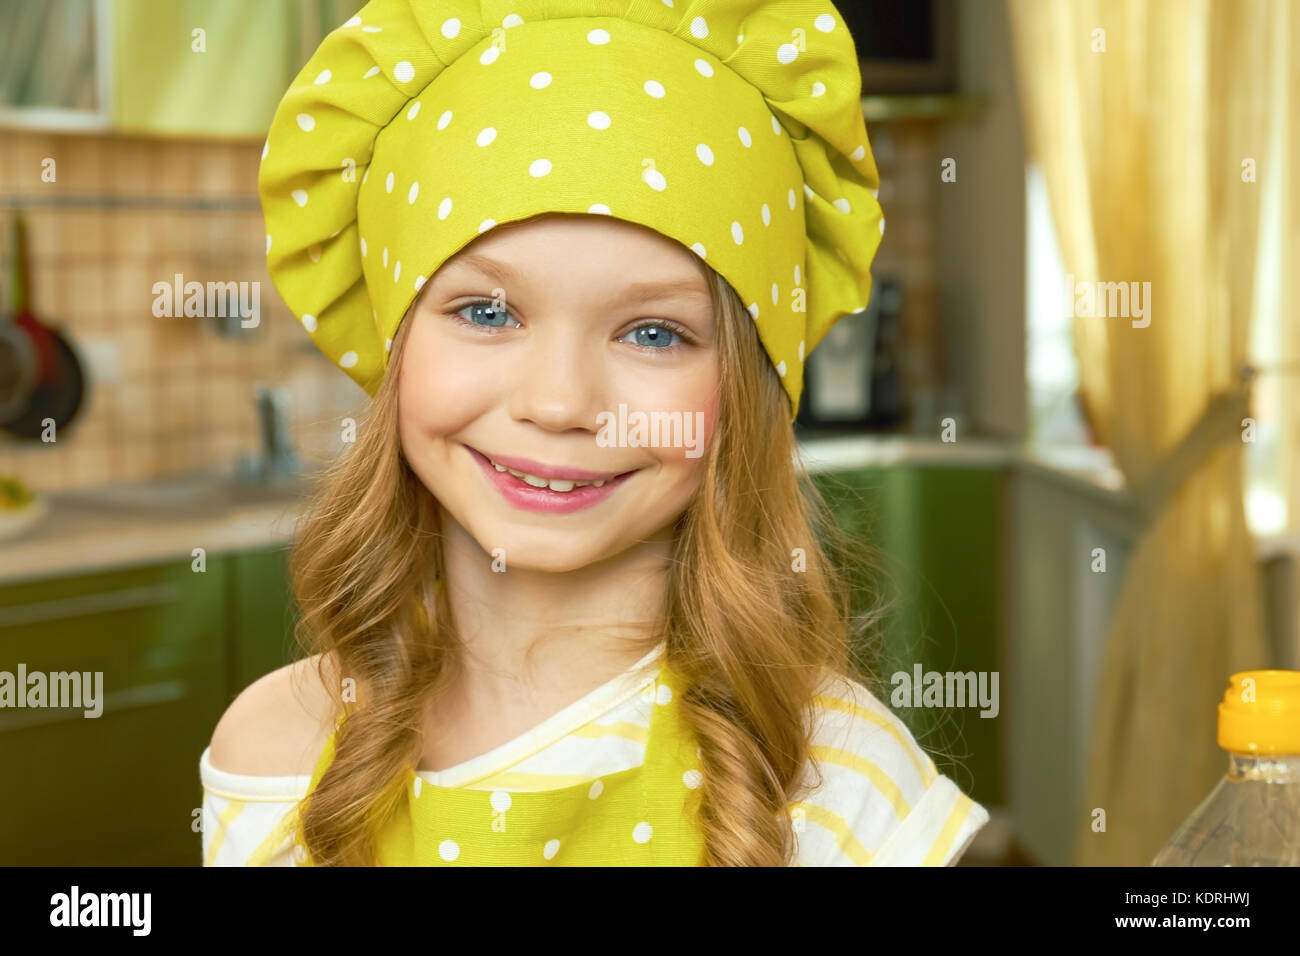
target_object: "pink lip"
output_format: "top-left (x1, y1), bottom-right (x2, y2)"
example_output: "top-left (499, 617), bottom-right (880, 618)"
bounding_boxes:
top-left (466, 446), bottom-right (638, 514)
top-left (470, 448), bottom-right (632, 482)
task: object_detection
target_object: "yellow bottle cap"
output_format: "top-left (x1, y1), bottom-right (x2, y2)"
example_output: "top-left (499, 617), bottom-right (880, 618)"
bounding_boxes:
top-left (1218, 669), bottom-right (1300, 754)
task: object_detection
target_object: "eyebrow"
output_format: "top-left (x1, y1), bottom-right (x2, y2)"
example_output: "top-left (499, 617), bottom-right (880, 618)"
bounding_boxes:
top-left (448, 253), bottom-right (711, 306)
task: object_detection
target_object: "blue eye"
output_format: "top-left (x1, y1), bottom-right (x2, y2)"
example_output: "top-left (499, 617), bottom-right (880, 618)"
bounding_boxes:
top-left (449, 300), bottom-right (693, 352)
top-left (620, 324), bottom-right (680, 349)
top-left (455, 302), bottom-right (518, 329)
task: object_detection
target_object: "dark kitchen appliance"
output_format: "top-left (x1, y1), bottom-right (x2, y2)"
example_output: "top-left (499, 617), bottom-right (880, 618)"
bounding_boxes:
top-left (796, 274), bottom-right (906, 432)
top-left (841, 0), bottom-right (958, 95)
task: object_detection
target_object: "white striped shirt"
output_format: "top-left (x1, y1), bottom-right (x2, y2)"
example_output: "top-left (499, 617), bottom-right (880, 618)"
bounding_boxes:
top-left (200, 646), bottom-right (988, 866)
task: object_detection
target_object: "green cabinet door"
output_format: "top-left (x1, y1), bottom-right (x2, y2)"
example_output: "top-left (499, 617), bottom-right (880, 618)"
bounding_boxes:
top-left (0, 559), bottom-right (227, 865)
top-left (226, 544), bottom-right (300, 699)
top-left (810, 465), bottom-right (1004, 807)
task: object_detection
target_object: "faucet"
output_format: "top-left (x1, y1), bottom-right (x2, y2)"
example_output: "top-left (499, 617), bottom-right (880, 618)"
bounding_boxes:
top-left (236, 383), bottom-right (300, 481)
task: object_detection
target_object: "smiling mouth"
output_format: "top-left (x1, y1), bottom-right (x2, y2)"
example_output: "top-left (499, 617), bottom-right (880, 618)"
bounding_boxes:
top-left (467, 447), bottom-right (638, 492)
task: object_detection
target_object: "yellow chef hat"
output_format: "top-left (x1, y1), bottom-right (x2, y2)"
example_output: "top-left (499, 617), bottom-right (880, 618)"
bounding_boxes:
top-left (259, 0), bottom-right (883, 419)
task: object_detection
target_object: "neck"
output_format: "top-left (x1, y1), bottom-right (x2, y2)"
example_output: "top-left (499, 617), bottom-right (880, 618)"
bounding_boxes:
top-left (434, 514), bottom-right (673, 715)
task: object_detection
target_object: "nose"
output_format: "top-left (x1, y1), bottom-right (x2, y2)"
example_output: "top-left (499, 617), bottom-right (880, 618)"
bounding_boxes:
top-left (506, 320), bottom-right (607, 432)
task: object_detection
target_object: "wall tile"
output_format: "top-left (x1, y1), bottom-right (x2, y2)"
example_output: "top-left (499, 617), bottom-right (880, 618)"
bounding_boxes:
top-left (0, 121), bottom-right (944, 491)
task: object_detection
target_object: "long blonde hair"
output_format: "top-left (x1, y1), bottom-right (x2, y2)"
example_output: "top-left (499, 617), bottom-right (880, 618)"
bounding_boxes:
top-left (291, 259), bottom-right (892, 866)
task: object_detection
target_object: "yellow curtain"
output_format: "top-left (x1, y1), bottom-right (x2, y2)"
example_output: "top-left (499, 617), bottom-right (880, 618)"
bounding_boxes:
top-left (1006, 0), bottom-right (1290, 865)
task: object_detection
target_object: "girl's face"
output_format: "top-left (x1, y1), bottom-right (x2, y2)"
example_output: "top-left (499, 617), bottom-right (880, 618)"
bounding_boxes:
top-left (397, 214), bottom-right (720, 573)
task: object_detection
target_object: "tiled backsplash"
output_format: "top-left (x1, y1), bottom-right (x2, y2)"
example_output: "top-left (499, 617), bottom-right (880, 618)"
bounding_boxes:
top-left (0, 119), bottom-right (941, 493)
top-left (0, 130), bottom-right (366, 492)
top-left (864, 120), bottom-right (941, 409)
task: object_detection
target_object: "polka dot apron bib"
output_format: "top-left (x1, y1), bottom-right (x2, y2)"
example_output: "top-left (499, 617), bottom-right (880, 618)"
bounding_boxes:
top-left (293, 660), bottom-right (706, 866)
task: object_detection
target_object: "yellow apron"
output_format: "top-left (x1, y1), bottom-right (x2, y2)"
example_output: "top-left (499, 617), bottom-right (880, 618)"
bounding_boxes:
top-left (294, 659), bottom-right (706, 865)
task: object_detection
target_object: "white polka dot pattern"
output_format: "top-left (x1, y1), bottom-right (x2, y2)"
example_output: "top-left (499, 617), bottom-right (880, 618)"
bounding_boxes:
top-left (258, 0), bottom-right (884, 420)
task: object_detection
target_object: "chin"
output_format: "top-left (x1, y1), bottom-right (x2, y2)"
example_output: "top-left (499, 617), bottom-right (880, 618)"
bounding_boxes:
top-left (488, 535), bottom-right (612, 575)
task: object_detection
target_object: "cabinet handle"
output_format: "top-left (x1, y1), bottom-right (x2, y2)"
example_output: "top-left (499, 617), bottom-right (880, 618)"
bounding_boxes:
top-left (0, 584), bottom-right (183, 629)
top-left (0, 679), bottom-right (187, 732)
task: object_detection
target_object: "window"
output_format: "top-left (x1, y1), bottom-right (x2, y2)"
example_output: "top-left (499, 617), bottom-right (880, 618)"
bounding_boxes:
top-left (0, 0), bottom-right (111, 131)
top-left (1025, 162), bottom-right (1089, 448)
top-left (1024, 160), bottom-right (1294, 535)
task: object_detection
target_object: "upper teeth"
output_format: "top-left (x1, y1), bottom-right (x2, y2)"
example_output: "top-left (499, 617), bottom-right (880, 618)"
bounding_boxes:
top-left (489, 458), bottom-right (608, 492)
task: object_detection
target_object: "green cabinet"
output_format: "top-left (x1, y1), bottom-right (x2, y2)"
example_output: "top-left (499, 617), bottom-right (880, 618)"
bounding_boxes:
top-left (227, 545), bottom-right (299, 697)
top-left (811, 465), bottom-right (1005, 808)
top-left (0, 545), bottom-right (298, 866)
top-left (0, 561), bottom-right (227, 865)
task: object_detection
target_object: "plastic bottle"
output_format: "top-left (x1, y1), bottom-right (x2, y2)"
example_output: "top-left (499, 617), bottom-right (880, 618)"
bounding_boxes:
top-left (1152, 669), bottom-right (1300, 866)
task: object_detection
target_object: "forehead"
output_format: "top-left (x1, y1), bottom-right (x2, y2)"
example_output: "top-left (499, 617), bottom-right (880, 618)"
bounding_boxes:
top-left (438, 213), bottom-right (709, 286)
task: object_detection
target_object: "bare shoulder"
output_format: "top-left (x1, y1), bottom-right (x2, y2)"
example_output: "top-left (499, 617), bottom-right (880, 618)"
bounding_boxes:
top-left (208, 651), bottom-right (343, 777)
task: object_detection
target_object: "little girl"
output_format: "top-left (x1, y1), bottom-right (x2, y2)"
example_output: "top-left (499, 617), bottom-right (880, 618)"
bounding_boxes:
top-left (200, 0), bottom-right (989, 866)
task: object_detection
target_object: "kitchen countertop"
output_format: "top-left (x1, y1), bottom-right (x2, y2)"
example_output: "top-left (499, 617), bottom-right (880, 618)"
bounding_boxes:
top-left (0, 436), bottom-right (1128, 587)
top-left (0, 477), bottom-right (308, 587)
top-left (800, 432), bottom-right (1022, 471)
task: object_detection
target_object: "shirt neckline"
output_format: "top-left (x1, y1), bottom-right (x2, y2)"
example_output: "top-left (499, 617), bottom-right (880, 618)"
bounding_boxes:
top-left (201, 641), bottom-right (668, 795)
top-left (417, 641), bottom-right (667, 788)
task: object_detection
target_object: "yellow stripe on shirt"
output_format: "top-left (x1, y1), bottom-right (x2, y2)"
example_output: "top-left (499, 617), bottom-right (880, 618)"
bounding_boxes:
top-left (246, 805), bottom-right (302, 867)
top-left (813, 693), bottom-right (937, 785)
top-left (204, 798), bottom-right (246, 866)
top-left (921, 791), bottom-right (976, 866)
top-left (464, 719), bottom-right (649, 789)
top-left (569, 719), bottom-right (651, 744)
top-left (808, 744), bottom-right (912, 821)
top-left (789, 800), bottom-right (875, 865)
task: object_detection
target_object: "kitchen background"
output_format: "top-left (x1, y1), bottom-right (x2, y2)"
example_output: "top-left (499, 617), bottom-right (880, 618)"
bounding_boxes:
top-left (1, 0), bottom-right (1297, 867)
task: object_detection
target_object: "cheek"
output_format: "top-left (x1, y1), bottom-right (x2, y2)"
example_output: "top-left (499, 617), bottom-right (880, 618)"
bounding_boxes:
top-left (696, 382), bottom-right (720, 446)
top-left (397, 316), bottom-right (493, 434)
top-left (676, 356), bottom-right (720, 448)
top-left (636, 359), bottom-right (719, 478)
